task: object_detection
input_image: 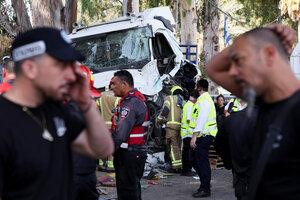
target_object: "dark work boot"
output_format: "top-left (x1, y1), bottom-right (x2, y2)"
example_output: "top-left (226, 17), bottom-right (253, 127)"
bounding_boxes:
top-left (192, 191), bottom-right (211, 198)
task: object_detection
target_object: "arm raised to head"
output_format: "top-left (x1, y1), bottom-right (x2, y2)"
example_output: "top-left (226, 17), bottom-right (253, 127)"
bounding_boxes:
top-left (206, 46), bottom-right (243, 98)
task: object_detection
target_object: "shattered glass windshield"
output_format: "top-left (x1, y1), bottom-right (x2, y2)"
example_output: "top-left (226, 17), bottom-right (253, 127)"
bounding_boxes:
top-left (73, 26), bottom-right (152, 72)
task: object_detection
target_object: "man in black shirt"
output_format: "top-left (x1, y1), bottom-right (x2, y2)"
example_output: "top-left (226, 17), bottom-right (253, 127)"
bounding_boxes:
top-left (206, 24), bottom-right (300, 199)
top-left (111, 70), bottom-right (149, 200)
top-left (215, 108), bottom-right (257, 199)
top-left (0, 27), bottom-right (114, 200)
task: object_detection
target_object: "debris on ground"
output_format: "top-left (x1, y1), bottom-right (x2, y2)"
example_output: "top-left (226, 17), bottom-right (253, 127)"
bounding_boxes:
top-left (144, 152), bottom-right (166, 172)
top-left (141, 185), bottom-right (149, 190)
top-left (97, 175), bottom-right (116, 187)
top-left (97, 188), bottom-right (108, 195)
top-left (159, 175), bottom-right (168, 179)
top-left (98, 195), bottom-right (118, 200)
top-left (145, 170), bottom-right (157, 180)
top-left (162, 182), bottom-right (173, 186)
top-left (148, 180), bottom-right (160, 185)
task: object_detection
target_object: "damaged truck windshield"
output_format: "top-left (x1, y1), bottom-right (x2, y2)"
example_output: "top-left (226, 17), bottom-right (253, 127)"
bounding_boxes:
top-left (73, 26), bottom-right (152, 72)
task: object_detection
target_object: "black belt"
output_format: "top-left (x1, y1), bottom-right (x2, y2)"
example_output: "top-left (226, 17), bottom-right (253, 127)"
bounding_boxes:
top-left (120, 145), bottom-right (146, 152)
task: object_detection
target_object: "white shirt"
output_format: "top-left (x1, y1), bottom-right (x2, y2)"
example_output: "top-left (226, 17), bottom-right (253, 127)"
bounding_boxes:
top-left (185, 100), bottom-right (194, 121)
top-left (193, 92), bottom-right (212, 133)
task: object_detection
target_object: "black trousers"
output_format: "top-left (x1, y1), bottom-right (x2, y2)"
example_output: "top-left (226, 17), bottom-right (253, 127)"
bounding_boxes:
top-left (190, 135), bottom-right (214, 193)
top-left (73, 173), bottom-right (98, 200)
top-left (234, 174), bottom-right (249, 200)
top-left (182, 137), bottom-right (192, 173)
top-left (114, 149), bottom-right (147, 200)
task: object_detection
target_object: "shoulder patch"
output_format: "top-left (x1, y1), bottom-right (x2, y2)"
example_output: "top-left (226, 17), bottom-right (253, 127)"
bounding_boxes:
top-left (120, 107), bottom-right (130, 119)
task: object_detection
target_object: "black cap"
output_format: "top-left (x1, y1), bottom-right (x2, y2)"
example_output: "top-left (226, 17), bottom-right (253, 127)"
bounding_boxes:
top-left (12, 27), bottom-right (85, 62)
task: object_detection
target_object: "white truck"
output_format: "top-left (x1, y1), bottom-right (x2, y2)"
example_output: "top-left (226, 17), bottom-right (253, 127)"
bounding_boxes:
top-left (69, 7), bottom-right (200, 151)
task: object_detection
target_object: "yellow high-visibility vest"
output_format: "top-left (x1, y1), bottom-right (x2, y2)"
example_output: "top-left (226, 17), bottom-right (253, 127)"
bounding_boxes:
top-left (189, 93), bottom-right (218, 137)
top-left (180, 101), bottom-right (193, 138)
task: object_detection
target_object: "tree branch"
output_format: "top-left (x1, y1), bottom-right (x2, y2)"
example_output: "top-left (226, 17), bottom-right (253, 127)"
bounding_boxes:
top-left (11, 0), bottom-right (32, 32)
top-left (0, 5), bottom-right (18, 36)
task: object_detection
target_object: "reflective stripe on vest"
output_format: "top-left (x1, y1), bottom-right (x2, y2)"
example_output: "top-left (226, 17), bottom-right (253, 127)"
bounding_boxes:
top-left (232, 99), bottom-right (239, 112)
top-left (166, 96), bottom-right (181, 126)
top-left (112, 90), bottom-right (149, 146)
top-left (107, 160), bottom-right (114, 168)
top-left (106, 121), bottom-right (112, 125)
top-left (180, 101), bottom-right (193, 138)
top-left (189, 93), bottom-right (218, 137)
top-left (99, 96), bottom-right (120, 126)
top-left (232, 99), bottom-right (247, 112)
top-left (99, 159), bottom-right (104, 165)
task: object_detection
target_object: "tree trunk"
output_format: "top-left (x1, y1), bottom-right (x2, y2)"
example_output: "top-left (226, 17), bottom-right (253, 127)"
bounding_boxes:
top-left (180, 0), bottom-right (197, 45)
top-left (31, 0), bottom-right (64, 29)
top-left (201, 0), bottom-right (219, 95)
top-left (122, 0), bottom-right (139, 16)
top-left (11, 0), bottom-right (32, 32)
top-left (0, 7), bottom-right (17, 36)
top-left (0, 0), bottom-right (31, 36)
top-left (171, 0), bottom-right (179, 31)
top-left (64, 0), bottom-right (78, 33)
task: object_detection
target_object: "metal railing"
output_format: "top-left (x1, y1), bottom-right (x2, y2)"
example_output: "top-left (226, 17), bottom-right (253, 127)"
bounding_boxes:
top-left (179, 44), bottom-right (198, 65)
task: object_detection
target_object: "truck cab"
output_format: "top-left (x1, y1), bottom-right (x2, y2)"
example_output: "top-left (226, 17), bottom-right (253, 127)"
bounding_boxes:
top-left (69, 7), bottom-right (200, 151)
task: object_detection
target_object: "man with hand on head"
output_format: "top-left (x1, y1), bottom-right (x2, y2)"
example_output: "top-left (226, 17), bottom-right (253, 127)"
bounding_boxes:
top-left (0, 27), bottom-right (114, 200)
top-left (206, 24), bottom-right (300, 199)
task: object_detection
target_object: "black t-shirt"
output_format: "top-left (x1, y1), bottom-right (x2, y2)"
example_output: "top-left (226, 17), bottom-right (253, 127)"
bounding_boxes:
top-left (0, 96), bottom-right (85, 200)
top-left (214, 103), bottom-right (225, 127)
top-left (65, 101), bottom-right (97, 175)
top-left (215, 107), bottom-right (257, 176)
top-left (253, 90), bottom-right (300, 199)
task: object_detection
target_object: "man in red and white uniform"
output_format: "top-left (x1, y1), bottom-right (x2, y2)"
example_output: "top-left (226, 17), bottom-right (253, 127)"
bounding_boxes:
top-left (0, 57), bottom-right (15, 94)
top-left (111, 70), bottom-right (149, 200)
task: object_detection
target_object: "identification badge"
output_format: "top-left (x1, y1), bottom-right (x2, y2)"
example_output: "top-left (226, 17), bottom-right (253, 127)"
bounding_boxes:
top-left (120, 107), bottom-right (130, 119)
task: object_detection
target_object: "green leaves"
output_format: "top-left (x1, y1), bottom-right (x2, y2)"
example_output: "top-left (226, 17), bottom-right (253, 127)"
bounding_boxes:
top-left (236, 0), bottom-right (280, 25)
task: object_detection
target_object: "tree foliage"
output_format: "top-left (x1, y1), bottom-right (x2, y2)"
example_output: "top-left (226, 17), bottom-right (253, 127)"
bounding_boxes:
top-left (235, 0), bottom-right (297, 29)
top-left (79, 0), bottom-right (122, 25)
top-left (141, 0), bottom-right (172, 8)
top-left (236, 0), bottom-right (280, 25)
top-left (280, 0), bottom-right (300, 22)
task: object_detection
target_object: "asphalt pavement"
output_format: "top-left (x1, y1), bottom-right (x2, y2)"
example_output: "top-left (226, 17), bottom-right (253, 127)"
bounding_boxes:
top-left (97, 168), bottom-right (235, 200)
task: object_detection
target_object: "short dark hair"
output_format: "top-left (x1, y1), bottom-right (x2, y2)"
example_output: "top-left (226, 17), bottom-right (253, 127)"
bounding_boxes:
top-left (2, 57), bottom-right (15, 74)
top-left (14, 55), bottom-right (42, 76)
top-left (217, 94), bottom-right (225, 101)
top-left (197, 79), bottom-right (209, 91)
top-left (243, 28), bottom-right (288, 61)
top-left (114, 70), bottom-right (134, 88)
top-left (191, 89), bottom-right (200, 99)
top-left (14, 61), bottom-right (22, 76)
